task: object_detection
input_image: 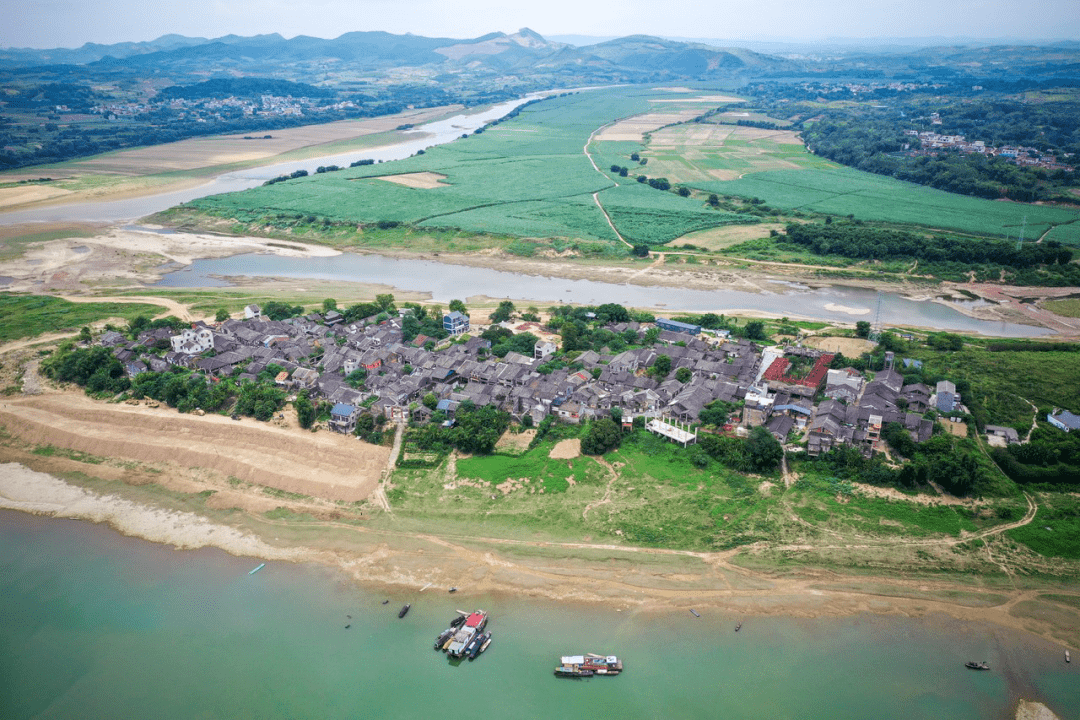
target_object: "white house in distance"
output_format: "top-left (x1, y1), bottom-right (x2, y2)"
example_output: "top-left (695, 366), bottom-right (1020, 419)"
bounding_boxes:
top-left (443, 311), bottom-right (469, 336)
top-left (170, 326), bottom-right (214, 354)
top-left (244, 304), bottom-right (262, 320)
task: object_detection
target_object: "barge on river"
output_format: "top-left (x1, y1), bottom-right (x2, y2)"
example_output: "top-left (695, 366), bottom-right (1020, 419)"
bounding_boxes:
top-left (555, 654), bottom-right (623, 677)
top-left (444, 610), bottom-right (489, 659)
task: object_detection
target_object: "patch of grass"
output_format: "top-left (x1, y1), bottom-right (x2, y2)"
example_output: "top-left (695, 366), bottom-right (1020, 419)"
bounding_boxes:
top-left (0, 294), bottom-right (162, 342)
top-left (1044, 298), bottom-right (1080, 318)
top-left (456, 444), bottom-right (597, 494)
top-left (262, 487), bottom-right (312, 501)
top-left (1040, 593), bottom-right (1080, 609)
top-left (264, 507), bottom-right (318, 522)
top-left (1008, 495), bottom-right (1080, 559)
top-left (31, 445), bottom-right (106, 464)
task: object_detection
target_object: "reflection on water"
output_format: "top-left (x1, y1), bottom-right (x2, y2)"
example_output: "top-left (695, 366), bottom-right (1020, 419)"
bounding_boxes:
top-left (154, 251), bottom-right (1050, 337)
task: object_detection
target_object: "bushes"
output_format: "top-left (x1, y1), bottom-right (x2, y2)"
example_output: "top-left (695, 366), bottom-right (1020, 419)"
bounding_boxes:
top-left (581, 418), bottom-right (621, 455)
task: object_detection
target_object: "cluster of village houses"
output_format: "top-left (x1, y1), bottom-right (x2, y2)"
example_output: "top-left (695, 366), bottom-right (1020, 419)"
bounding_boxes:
top-left (905, 127), bottom-right (1074, 172)
top-left (95, 305), bottom-right (1078, 455)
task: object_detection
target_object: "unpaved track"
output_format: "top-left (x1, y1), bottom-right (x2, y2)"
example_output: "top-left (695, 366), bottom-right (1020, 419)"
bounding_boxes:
top-left (0, 392), bottom-right (388, 502)
top-left (56, 294), bottom-right (195, 322)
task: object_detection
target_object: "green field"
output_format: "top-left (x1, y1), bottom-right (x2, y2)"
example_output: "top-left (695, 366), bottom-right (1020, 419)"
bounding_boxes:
top-left (178, 85), bottom-right (1080, 249)
top-left (0, 294), bottom-right (164, 343)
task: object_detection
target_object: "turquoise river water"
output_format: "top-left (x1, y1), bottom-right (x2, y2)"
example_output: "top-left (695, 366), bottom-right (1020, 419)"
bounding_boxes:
top-left (2, 510), bottom-right (1077, 720)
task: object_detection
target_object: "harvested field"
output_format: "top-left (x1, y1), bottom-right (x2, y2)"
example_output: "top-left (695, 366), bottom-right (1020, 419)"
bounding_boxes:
top-left (677, 223), bottom-right (786, 249)
top-left (373, 172), bottom-right (449, 189)
top-left (804, 336), bottom-right (876, 356)
top-left (942, 420), bottom-right (969, 438)
top-left (495, 429), bottom-right (535, 452)
top-left (0, 184), bottom-right (73, 208)
top-left (595, 110), bottom-right (703, 142)
top-left (0, 392), bottom-right (388, 502)
top-left (648, 95), bottom-right (744, 104)
top-left (549, 439), bottom-right (581, 459)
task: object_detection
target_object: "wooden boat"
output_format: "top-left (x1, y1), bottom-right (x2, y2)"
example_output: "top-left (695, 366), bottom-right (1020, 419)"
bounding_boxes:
top-left (555, 666), bottom-right (594, 678)
top-left (479, 633), bottom-right (493, 655)
top-left (450, 614), bottom-right (467, 628)
top-left (689, 609), bottom-right (700, 618)
top-left (1066, 650), bottom-right (1071, 663)
top-left (467, 633), bottom-right (488, 660)
top-left (735, 622), bottom-right (742, 632)
top-left (965, 661), bottom-right (990, 670)
top-left (449, 587), bottom-right (458, 593)
top-left (398, 604), bottom-right (411, 618)
top-left (248, 563), bottom-right (266, 575)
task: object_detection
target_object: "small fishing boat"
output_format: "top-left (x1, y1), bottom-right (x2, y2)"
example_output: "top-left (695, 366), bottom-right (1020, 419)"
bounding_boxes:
top-left (479, 633), bottom-right (493, 655)
top-left (434, 628), bottom-right (455, 650)
top-left (735, 622), bottom-right (742, 632)
top-left (381, 600), bottom-right (389, 605)
top-left (450, 614), bottom-right (467, 628)
top-left (449, 587), bottom-right (458, 593)
top-left (689, 609), bottom-right (700, 618)
top-left (248, 563), bottom-right (266, 575)
top-left (965, 661), bottom-right (990, 670)
top-left (398, 604), bottom-right (411, 618)
top-left (1066, 650), bottom-right (1071, 663)
top-left (467, 633), bottom-right (488, 660)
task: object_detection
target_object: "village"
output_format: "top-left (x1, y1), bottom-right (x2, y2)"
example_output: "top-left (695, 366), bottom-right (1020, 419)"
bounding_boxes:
top-left (905, 125), bottom-right (1075, 172)
top-left (88, 301), bottom-right (1010, 459)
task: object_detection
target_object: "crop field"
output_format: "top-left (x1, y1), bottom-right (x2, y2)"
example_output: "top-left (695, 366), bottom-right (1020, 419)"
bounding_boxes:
top-left (0, 294), bottom-right (164, 342)
top-left (188, 86), bottom-right (764, 247)
top-left (186, 84), bottom-right (1080, 248)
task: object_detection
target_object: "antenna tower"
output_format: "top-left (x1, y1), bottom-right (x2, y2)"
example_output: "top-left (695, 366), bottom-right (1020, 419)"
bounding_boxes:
top-left (868, 291), bottom-right (884, 343)
top-left (1016, 215), bottom-right (1027, 252)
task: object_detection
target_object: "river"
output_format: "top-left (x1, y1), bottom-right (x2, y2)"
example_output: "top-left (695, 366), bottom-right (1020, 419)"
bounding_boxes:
top-left (1, 510), bottom-right (1076, 720)
top-left (154, 251), bottom-right (1050, 337)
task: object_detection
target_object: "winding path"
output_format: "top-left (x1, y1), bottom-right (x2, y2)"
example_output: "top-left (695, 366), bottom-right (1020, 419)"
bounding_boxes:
top-left (583, 123), bottom-right (632, 249)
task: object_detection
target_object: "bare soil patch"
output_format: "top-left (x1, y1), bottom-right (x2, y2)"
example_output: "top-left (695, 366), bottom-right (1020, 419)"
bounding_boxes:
top-left (0, 184), bottom-right (73, 208)
top-left (0, 392), bottom-right (389, 502)
top-left (495, 429), bottom-right (535, 452)
top-left (942, 420), bottom-right (969, 438)
top-left (678, 223), bottom-right (785, 250)
top-left (804, 336), bottom-right (876, 356)
top-left (549, 438), bottom-right (582, 460)
top-left (372, 172), bottom-right (448, 189)
top-left (595, 110), bottom-right (703, 142)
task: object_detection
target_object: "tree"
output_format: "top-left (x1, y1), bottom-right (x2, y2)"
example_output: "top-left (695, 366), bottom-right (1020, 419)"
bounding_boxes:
top-left (448, 299), bottom-right (468, 315)
top-left (295, 391), bottom-right (316, 429)
top-left (345, 368), bottom-right (367, 388)
top-left (744, 321), bottom-right (767, 341)
top-left (214, 309), bottom-right (229, 322)
top-left (677, 186), bottom-right (691, 197)
top-left (746, 426), bottom-right (784, 471)
top-left (581, 418), bottom-right (621, 455)
top-left (375, 293), bottom-right (396, 312)
top-left (322, 298), bottom-right (338, 312)
top-left (78, 326), bottom-right (92, 343)
top-left (489, 300), bottom-right (516, 324)
top-left (631, 244), bottom-right (650, 257)
top-left (422, 392), bottom-right (438, 410)
top-left (855, 321), bottom-right (871, 338)
top-left (675, 367), bottom-right (692, 383)
top-left (651, 354), bottom-right (672, 377)
top-left (707, 194), bottom-right (719, 207)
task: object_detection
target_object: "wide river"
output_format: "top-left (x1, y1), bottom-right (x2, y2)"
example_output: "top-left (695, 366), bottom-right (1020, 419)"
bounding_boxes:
top-left (155, 251), bottom-right (1050, 337)
top-left (2, 510), bottom-right (1076, 720)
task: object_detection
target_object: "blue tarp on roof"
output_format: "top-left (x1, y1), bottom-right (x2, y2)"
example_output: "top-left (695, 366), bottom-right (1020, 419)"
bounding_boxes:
top-left (331, 403), bottom-right (356, 417)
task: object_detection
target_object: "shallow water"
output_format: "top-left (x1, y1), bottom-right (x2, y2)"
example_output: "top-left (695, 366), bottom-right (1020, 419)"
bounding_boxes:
top-left (2, 510), bottom-right (1076, 719)
top-left (153, 251), bottom-right (1050, 337)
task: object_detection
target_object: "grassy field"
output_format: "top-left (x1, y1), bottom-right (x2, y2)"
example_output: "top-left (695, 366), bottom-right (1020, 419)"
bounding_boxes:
top-left (1044, 298), bottom-right (1080, 318)
top-left (0, 294), bottom-right (163, 342)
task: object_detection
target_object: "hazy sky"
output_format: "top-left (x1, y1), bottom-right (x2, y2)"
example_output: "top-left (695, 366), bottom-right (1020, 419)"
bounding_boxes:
top-left (6, 0), bottom-right (1079, 49)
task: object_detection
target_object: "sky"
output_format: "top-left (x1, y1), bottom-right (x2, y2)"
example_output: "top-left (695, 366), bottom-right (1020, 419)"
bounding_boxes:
top-left (5, 0), bottom-right (1079, 49)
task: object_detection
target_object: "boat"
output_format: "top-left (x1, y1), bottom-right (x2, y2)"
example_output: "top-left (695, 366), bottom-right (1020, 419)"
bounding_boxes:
top-left (248, 563), bottom-right (266, 575)
top-left (965, 661), bottom-right (990, 670)
top-left (445, 610), bottom-right (488, 658)
top-left (735, 622), bottom-right (742, 632)
top-left (398, 604), bottom-right (411, 618)
top-left (479, 633), bottom-right (493, 655)
top-left (381, 600), bottom-right (389, 605)
top-left (556, 654), bottom-right (623, 677)
top-left (449, 587), bottom-right (458, 593)
top-left (465, 633), bottom-right (486, 660)
top-left (449, 614), bottom-right (467, 628)
top-left (689, 609), bottom-right (700, 618)
top-left (1066, 650), bottom-right (1071, 663)
top-left (434, 628), bottom-right (455, 650)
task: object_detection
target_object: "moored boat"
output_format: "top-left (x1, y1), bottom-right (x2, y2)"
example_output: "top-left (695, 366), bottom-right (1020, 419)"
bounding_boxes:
top-left (445, 610), bottom-right (489, 659)
top-left (965, 661), bottom-right (990, 670)
top-left (467, 632), bottom-right (488, 660)
top-left (555, 666), bottom-right (594, 678)
top-left (689, 609), bottom-right (700, 618)
top-left (398, 604), bottom-right (411, 618)
top-left (434, 628), bottom-right (455, 650)
top-left (1065, 650), bottom-right (1070, 663)
top-left (557, 653), bottom-right (622, 676)
top-left (735, 622), bottom-right (742, 632)
top-left (479, 633), bottom-right (493, 655)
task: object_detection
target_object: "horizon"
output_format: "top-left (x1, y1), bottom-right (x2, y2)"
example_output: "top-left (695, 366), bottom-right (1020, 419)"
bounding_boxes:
top-left (3, 0), bottom-right (1079, 51)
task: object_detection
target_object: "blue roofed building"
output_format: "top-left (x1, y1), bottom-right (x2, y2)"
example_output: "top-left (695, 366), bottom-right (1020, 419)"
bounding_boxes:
top-left (1048, 410), bottom-right (1080, 432)
top-left (443, 311), bottom-right (470, 336)
top-left (655, 317), bottom-right (701, 335)
top-left (329, 403), bottom-right (360, 433)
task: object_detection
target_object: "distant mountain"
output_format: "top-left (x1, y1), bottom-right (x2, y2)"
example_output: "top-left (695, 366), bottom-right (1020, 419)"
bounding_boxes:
top-left (0, 34), bottom-right (210, 65)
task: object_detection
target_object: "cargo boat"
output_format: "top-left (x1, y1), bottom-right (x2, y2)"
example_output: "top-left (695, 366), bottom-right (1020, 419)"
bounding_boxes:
top-left (555, 653), bottom-right (622, 677)
top-left (445, 610), bottom-right (488, 659)
top-left (398, 604), bottom-right (411, 618)
top-left (965, 661), bottom-right (990, 670)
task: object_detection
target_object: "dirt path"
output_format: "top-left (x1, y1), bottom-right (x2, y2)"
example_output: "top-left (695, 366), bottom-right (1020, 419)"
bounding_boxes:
top-left (56, 294), bottom-right (195, 322)
top-left (583, 122), bottom-right (632, 249)
top-left (627, 252), bottom-right (665, 281)
top-left (582, 457), bottom-right (618, 518)
top-left (372, 421), bottom-right (405, 514)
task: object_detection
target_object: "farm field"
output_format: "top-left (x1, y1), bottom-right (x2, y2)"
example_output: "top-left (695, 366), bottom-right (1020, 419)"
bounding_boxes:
top-left (184, 86), bottom-right (760, 247)
top-left (180, 84), bottom-right (1080, 250)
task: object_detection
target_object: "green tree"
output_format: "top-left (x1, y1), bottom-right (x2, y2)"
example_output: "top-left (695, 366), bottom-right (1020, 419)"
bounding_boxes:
top-left (855, 321), bottom-right (871, 338)
top-left (631, 244), bottom-right (650, 257)
top-left (651, 354), bottom-right (672, 377)
top-left (214, 309), bottom-right (229, 322)
top-left (744, 321), bottom-right (767, 341)
top-left (448, 299), bottom-right (468, 314)
top-left (295, 391), bottom-right (316, 429)
top-left (707, 194), bottom-right (719, 207)
top-left (677, 186), bottom-right (691, 197)
top-left (422, 392), bottom-right (438, 410)
top-left (375, 294), bottom-right (396, 312)
top-left (78, 326), bottom-right (92, 343)
top-left (675, 366), bottom-right (692, 383)
top-left (746, 426), bottom-right (784, 471)
top-left (581, 418), bottom-right (622, 455)
top-left (489, 300), bottom-right (516, 323)
top-left (322, 298), bottom-right (338, 312)
top-left (345, 368), bottom-right (367, 388)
